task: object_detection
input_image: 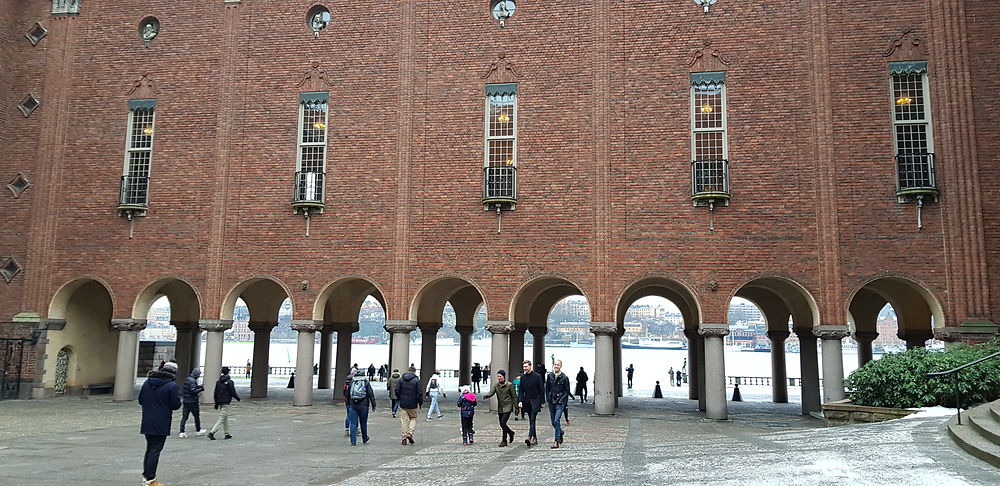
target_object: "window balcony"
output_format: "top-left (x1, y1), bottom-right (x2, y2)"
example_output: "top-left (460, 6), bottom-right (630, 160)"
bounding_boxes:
top-left (895, 152), bottom-right (938, 202)
top-left (483, 165), bottom-right (517, 210)
top-left (691, 159), bottom-right (730, 206)
top-left (117, 175), bottom-right (149, 216)
top-left (293, 171), bottom-right (325, 213)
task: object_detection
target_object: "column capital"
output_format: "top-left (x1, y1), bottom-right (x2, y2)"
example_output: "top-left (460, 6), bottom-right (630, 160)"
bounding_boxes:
top-left (793, 327), bottom-right (817, 340)
top-left (510, 325), bottom-right (527, 336)
top-left (766, 330), bottom-right (791, 341)
top-left (589, 322), bottom-right (617, 335)
top-left (384, 319), bottom-right (417, 333)
top-left (934, 324), bottom-right (999, 343)
top-left (529, 326), bottom-right (549, 336)
top-left (199, 319), bottom-right (233, 332)
top-left (456, 326), bottom-right (474, 336)
top-left (698, 323), bottom-right (730, 338)
top-left (291, 319), bottom-right (323, 332)
top-left (486, 320), bottom-right (514, 334)
top-left (419, 322), bottom-right (443, 333)
top-left (683, 328), bottom-right (699, 339)
top-left (813, 325), bottom-right (850, 340)
top-left (172, 321), bottom-right (199, 332)
top-left (248, 321), bottom-right (277, 333)
top-left (38, 318), bottom-right (66, 331)
top-left (111, 318), bottom-right (146, 332)
top-left (852, 331), bottom-right (879, 342)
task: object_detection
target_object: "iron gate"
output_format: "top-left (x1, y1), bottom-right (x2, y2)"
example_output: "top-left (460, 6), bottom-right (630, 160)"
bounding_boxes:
top-left (1, 338), bottom-right (27, 400)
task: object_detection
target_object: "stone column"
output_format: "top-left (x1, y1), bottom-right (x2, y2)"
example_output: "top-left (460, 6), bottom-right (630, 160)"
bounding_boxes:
top-left (333, 324), bottom-right (354, 399)
top-left (508, 326), bottom-right (525, 375)
top-left (419, 324), bottom-right (441, 382)
top-left (317, 326), bottom-right (333, 389)
top-left (683, 328), bottom-right (699, 400)
top-left (199, 319), bottom-right (232, 404)
top-left (112, 319), bottom-right (146, 401)
top-left (697, 333), bottom-right (707, 411)
top-left (853, 331), bottom-right (878, 367)
top-left (796, 329), bottom-right (821, 415)
top-left (172, 321), bottom-right (197, 384)
top-left (487, 320), bottom-right (513, 411)
top-left (902, 330), bottom-right (933, 350)
top-left (457, 327), bottom-right (473, 384)
top-left (614, 329), bottom-right (623, 402)
top-left (816, 326), bottom-right (849, 403)
top-left (530, 327), bottom-right (547, 369)
top-left (190, 328), bottom-right (202, 370)
top-left (699, 324), bottom-right (729, 420)
top-left (385, 320), bottom-right (417, 375)
top-left (591, 322), bottom-right (617, 415)
top-left (248, 322), bottom-right (274, 398)
top-left (767, 330), bottom-right (790, 403)
top-left (292, 320), bottom-right (322, 406)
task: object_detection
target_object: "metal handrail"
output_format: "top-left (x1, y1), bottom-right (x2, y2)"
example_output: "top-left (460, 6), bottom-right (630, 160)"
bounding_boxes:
top-left (925, 350), bottom-right (1000, 425)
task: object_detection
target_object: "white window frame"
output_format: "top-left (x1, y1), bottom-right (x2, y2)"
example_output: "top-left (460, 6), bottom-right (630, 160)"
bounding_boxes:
top-left (889, 71), bottom-right (934, 156)
top-left (484, 93), bottom-right (518, 171)
top-left (690, 79), bottom-right (728, 163)
top-left (296, 95), bottom-right (329, 174)
top-left (121, 100), bottom-right (156, 207)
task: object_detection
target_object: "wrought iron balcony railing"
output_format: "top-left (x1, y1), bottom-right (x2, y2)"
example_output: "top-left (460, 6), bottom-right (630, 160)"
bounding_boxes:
top-left (118, 175), bottom-right (149, 209)
top-left (483, 165), bottom-right (517, 209)
top-left (691, 159), bottom-right (730, 203)
top-left (293, 171), bottom-right (325, 210)
top-left (895, 152), bottom-right (938, 200)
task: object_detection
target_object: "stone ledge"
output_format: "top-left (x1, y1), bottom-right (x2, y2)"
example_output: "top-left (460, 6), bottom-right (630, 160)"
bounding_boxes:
top-left (821, 399), bottom-right (919, 426)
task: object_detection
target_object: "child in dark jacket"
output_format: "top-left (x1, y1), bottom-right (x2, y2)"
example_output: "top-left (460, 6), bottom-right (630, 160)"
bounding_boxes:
top-left (457, 385), bottom-right (477, 445)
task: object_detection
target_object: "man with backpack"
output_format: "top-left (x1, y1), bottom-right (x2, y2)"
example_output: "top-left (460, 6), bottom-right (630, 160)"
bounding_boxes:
top-left (425, 370), bottom-right (445, 421)
top-left (207, 366), bottom-right (240, 441)
top-left (346, 368), bottom-right (376, 446)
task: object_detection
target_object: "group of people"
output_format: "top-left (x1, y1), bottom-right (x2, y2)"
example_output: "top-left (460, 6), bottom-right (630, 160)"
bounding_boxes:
top-left (469, 363), bottom-right (490, 392)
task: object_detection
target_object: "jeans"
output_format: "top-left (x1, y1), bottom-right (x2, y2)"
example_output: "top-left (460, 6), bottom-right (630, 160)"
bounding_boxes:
top-left (180, 402), bottom-right (201, 432)
top-left (344, 403), bottom-right (351, 429)
top-left (209, 404), bottom-right (230, 435)
top-left (391, 399), bottom-right (400, 415)
top-left (549, 404), bottom-right (565, 442)
top-left (142, 434), bottom-right (166, 481)
top-left (427, 391), bottom-right (441, 418)
top-left (348, 402), bottom-right (370, 445)
top-left (525, 404), bottom-right (539, 439)
top-left (498, 412), bottom-right (513, 439)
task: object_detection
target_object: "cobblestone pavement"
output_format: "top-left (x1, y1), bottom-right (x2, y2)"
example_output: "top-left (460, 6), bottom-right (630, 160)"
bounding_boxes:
top-left (0, 381), bottom-right (996, 485)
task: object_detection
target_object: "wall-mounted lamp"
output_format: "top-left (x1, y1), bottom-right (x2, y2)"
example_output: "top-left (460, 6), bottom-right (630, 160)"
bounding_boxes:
top-left (492, 1), bottom-right (516, 28)
top-left (695, 0), bottom-right (718, 14)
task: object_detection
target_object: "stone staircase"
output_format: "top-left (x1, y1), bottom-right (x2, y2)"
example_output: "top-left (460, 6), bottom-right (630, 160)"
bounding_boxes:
top-left (948, 399), bottom-right (1000, 467)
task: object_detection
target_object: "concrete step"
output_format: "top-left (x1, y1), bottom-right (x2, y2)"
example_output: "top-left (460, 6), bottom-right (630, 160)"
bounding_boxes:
top-left (968, 404), bottom-right (1000, 445)
top-left (991, 400), bottom-right (1000, 422)
top-left (948, 406), bottom-right (1000, 468)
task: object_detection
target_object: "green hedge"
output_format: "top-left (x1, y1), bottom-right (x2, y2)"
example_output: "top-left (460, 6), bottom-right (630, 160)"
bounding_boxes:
top-left (845, 339), bottom-right (1000, 409)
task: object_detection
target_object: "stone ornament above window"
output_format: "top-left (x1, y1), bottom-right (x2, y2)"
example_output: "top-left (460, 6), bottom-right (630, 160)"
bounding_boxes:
top-left (26, 22), bottom-right (48, 46)
top-left (7, 173), bottom-right (31, 198)
top-left (1, 257), bottom-right (23, 284)
top-left (307, 6), bottom-right (331, 38)
top-left (51, 0), bottom-right (80, 15)
top-left (18, 94), bottom-right (40, 118)
top-left (139, 17), bottom-right (160, 48)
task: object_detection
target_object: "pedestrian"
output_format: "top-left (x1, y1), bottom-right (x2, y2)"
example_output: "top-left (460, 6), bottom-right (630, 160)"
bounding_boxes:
top-left (342, 370), bottom-right (355, 436)
top-left (245, 360), bottom-right (251, 379)
top-left (378, 364), bottom-right (386, 382)
top-left (387, 368), bottom-right (401, 418)
top-left (512, 374), bottom-right (522, 420)
top-left (347, 368), bottom-right (376, 446)
top-left (482, 369), bottom-right (517, 447)
top-left (482, 364), bottom-right (490, 386)
top-left (471, 363), bottom-right (482, 393)
top-left (178, 368), bottom-right (206, 438)
top-left (575, 367), bottom-right (589, 403)
top-left (425, 370), bottom-right (445, 421)
top-left (653, 380), bottom-right (663, 398)
top-left (395, 365), bottom-right (423, 445)
top-left (208, 366), bottom-right (240, 440)
top-left (626, 363), bottom-right (634, 389)
top-left (313, 363), bottom-right (318, 375)
top-left (457, 385), bottom-right (477, 445)
top-left (367, 363), bottom-right (376, 381)
top-left (518, 359), bottom-right (545, 447)
top-left (669, 367), bottom-right (675, 387)
top-left (545, 359), bottom-right (570, 448)
top-left (138, 360), bottom-right (181, 486)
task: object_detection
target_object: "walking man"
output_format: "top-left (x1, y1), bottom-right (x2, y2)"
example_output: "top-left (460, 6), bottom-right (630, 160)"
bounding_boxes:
top-left (347, 368), bottom-right (376, 446)
top-left (138, 360), bottom-right (181, 486)
top-left (669, 367), bottom-right (675, 387)
top-left (482, 369), bottom-right (517, 447)
top-left (471, 363), bottom-right (482, 393)
top-left (546, 359), bottom-right (570, 448)
top-left (208, 366), bottom-right (240, 440)
top-left (179, 368), bottom-right (206, 438)
top-left (395, 365), bottom-right (423, 445)
top-left (387, 368), bottom-right (401, 417)
top-left (626, 363), bottom-right (635, 389)
top-left (425, 370), bottom-right (445, 421)
top-left (518, 359), bottom-right (545, 447)
top-left (575, 367), bottom-right (589, 403)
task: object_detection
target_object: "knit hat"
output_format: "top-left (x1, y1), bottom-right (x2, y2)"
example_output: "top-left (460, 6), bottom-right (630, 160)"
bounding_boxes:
top-left (161, 361), bottom-right (178, 375)
top-left (497, 369), bottom-right (506, 377)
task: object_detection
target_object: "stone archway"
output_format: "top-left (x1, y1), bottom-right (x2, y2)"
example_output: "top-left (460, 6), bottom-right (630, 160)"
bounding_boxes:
top-left (848, 276), bottom-right (944, 359)
top-left (409, 277), bottom-right (484, 390)
top-left (132, 278), bottom-right (201, 388)
top-left (43, 279), bottom-right (115, 398)
top-left (314, 277), bottom-right (386, 401)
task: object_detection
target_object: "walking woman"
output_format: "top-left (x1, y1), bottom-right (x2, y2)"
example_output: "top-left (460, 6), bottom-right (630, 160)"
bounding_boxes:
top-left (482, 369), bottom-right (517, 446)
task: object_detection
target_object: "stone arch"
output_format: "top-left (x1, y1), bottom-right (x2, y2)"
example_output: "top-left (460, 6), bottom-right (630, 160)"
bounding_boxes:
top-left (847, 275), bottom-right (944, 348)
top-left (314, 276), bottom-right (386, 323)
top-left (131, 277), bottom-right (201, 322)
top-left (510, 274), bottom-right (590, 326)
top-left (43, 278), bottom-right (116, 395)
top-left (410, 275), bottom-right (487, 323)
top-left (220, 276), bottom-right (292, 322)
top-left (616, 276), bottom-right (702, 330)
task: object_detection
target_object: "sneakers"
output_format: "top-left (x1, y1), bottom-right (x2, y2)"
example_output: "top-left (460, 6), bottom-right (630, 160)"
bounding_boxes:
top-left (407, 434), bottom-right (415, 444)
top-left (437, 414), bottom-right (443, 419)
top-left (425, 417), bottom-right (433, 422)
top-left (207, 433), bottom-right (215, 440)
top-left (178, 432), bottom-right (188, 438)
top-left (196, 429), bottom-right (207, 436)
top-left (343, 428), bottom-right (350, 437)
top-left (401, 439), bottom-right (408, 446)
top-left (144, 480), bottom-right (164, 486)
top-left (224, 434), bottom-right (232, 440)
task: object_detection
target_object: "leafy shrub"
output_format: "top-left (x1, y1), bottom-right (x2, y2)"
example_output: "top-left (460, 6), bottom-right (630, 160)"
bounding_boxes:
top-left (845, 339), bottom-right (1000, 409)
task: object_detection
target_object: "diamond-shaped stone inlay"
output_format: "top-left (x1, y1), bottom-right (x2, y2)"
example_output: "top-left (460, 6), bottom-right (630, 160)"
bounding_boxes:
top-left (8, 173), bottom-right (31, 198)
top-left (18, 94), bottom-right (40, 118)
top-left (1, 257), bottom-right (23, 283)
top-left (25, 22), bottom-right (47, 46)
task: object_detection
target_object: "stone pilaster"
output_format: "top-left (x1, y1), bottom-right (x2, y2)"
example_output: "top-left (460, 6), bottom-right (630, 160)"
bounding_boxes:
top-left (766, 330), bottom-right (790, 403)
top-left (292, 320), bottom-right (323, 406)
top-left (814, 325), bottom-right (849, 404)
top-left (248, 322), bottom-right (276, 398)
top-left (852, 331), bottom-right (879, 367)
top-left (699, 324), bottom-right (729, 420)
top-left (111, 319), bottom-right (146, 401)
top-left (591, 322), bottom-right (616, 415)
top-left (683, 328), bottom-right (699, 400)
top-left (486, 321), bottom-right (513, 411)
top-left (385, 320), bottom-right (416, 374)
top-left (199, 319), bottom-right (232, 404)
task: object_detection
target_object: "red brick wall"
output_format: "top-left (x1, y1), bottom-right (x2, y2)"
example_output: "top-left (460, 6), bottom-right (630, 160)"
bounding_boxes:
top-left (0, 1), bottom-right (996, 330)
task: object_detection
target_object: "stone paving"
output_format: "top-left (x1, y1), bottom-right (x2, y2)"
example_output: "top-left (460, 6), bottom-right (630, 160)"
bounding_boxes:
top-left (0, 380), bottom-right (997, 485)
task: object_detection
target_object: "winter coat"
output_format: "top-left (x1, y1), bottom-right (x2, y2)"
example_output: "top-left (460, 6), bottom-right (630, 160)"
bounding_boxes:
top-left (213, 374), bottom-right (240, 406)
top-left (387, 371), bottom-right (401, 400)
top-left (576, 370), bottom-right (589, 384)
top-left (518, 370), bottom-right (545, 412)
top-left (471, 365), bottom-right (482, 382)
top-left (138, 370), bottom-right (181, 436)
top-left (395, 372), bottom-right (423, 409)
top-left (483, 380), bottom-right (517, 413)
top-left (182, 375), bottom-right (204, 404)
top-left (458, 392), bottom-right (477, 418)
top-left (545, 371), bottom-right (571, 406)
top-left (426, 373), bottom-right (444, 396)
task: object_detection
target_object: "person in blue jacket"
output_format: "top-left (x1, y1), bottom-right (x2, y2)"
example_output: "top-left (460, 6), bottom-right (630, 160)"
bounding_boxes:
top-left (137, 360), bottom-right (181, 486)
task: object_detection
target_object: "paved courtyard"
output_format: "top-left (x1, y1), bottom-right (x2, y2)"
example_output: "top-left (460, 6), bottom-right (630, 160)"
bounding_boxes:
top-left (0, 380), bottom-right (996, 485)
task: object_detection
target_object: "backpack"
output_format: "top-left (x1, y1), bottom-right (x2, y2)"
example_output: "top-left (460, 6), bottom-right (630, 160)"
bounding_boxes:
top-left (429, 378), bottom-right (438, 390)
top-left (350, 376), bottom-right (368, 400)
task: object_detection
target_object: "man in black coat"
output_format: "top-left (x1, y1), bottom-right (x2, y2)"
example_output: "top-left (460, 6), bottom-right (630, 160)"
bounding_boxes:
top-left (471, 363), bottom-right (482, 393)
top-left (208, 366), bottom-right (240, 440)
top-left (138, 360), bottom-right (181, 486)
top-left (517, 359), bottom-right (545, 447)
top-left (394, 366), bottom-right (423, 445)
top-left (179, 368), bottom-right (205, 437)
